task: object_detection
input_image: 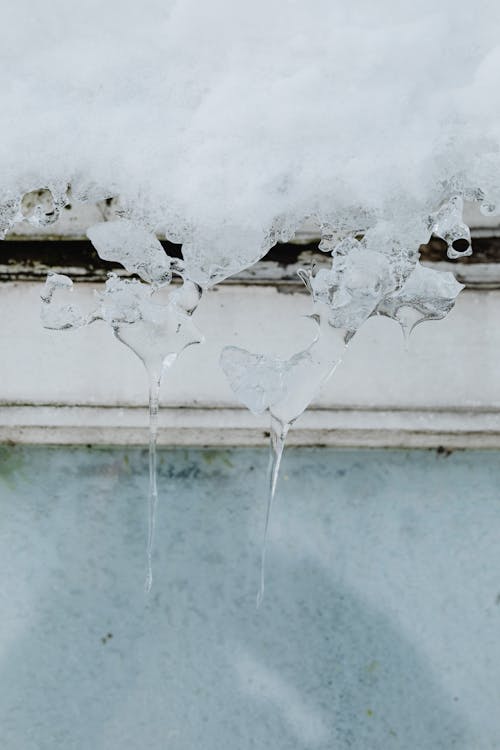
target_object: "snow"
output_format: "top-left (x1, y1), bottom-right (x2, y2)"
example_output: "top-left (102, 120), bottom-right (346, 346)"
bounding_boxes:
top-left (1, 0), bottom-right (499, 283)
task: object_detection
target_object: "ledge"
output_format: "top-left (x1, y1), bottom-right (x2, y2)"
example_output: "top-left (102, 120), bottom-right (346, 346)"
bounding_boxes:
top-left (2, 405), bottom-right (500, 448)
top-left (3, 235), bottom-right (500, 288)
top-left (2, 273), bottom-right (500, 448)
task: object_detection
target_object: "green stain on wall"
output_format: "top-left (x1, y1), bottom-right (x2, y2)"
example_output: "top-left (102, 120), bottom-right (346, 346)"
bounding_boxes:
top-left (0, 446), bottom-right (25, 489)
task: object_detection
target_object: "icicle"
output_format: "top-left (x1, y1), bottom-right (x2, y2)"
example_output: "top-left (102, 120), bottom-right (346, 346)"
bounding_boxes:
top-left (256, 415), bottom-right (289, 608)
top-left (221, 265), bottom-right (351, 603)
top-left (98, 276), bottom-right (203, 589)
top-left (145, 369), bottom-right (161, 593)
top-left (221, 320), bottom-right (347, 603)
top-left (41, 249), bottom-right (203, 591)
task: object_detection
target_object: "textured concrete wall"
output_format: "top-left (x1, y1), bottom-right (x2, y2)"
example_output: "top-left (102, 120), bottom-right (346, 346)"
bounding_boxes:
top-left (0, 445), bottom-right (499, 749)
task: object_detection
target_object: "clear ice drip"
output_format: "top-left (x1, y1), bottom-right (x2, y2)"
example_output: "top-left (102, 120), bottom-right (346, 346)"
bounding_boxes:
top-left (41, 223), bottom-right (204, 590)
top-left (98, 275), bottom-right (203, 591)
top-left (258, 415), bottom-right (288, 609)
top-left (221, 278), bottom-right (349, 605)
top-left (221, 221), bottom-right (466, 604)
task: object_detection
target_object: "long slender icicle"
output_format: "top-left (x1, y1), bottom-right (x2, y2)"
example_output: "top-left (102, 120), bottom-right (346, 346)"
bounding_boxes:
top-left (257, 416), bottom-right (290, 608)
top-left (40, 260), bottom-right (205, 595)
top-left (145, 370), bottom-right (161, 593)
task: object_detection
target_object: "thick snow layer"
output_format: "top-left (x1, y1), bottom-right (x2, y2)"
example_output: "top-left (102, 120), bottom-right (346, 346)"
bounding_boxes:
top-left (2, 0), bottom-right (500, 277)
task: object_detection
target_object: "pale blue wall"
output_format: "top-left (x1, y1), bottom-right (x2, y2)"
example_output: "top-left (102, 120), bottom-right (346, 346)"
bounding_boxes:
top-left (0, 446), bottom-right (499, 749)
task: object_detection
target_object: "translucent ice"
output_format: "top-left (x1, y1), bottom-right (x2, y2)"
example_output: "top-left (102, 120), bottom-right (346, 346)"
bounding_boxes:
top-left (87, 220), bottom-right (175, 288)
top-left (221, 315), bottom-right (345, 427)
top-left (97, 274), bottom-right (203, 591)
top-left (300, 235), bottom-right (401, 340)
top-left (221, 217), bottom-right (466, 604)
top-left (97, 274), bottom-right (202, 377)
top-left (41, 262), bottom-right (203, 591)
top-left (41, 273), bottom-right (92, 330)
top-left (376, 263), bottom-right (464, 341)
top-left (20, 188), bottom-right (68, 227)
top-left (221, 292), bottom-right (347, 604)
top-left (178, 225), bottom-right (281, 288)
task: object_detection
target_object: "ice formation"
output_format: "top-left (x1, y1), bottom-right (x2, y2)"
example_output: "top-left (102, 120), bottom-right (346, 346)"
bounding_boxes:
top-left (41, 224), bottom-right (203, 590)
top-left (221, 234), bottom-right (463, 602)
top-left (0, 0), bottom-right (495, 589)
top-left (221, 309), bottom-right (346, 604)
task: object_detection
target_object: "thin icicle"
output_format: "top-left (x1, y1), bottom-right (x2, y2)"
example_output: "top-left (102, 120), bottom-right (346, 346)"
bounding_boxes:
top-left (145, 371), bottom-right (161, 593)
top-left (257, 416), bottom-right (290, 608)
top-left (142, 354), bottom-right (176, 593)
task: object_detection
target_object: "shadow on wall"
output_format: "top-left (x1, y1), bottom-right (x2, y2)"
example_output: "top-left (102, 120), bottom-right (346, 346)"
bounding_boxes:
top-left (0, 446), bottom-right (468, 750)
top-left (227, 557), bottom-right (467, 749)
